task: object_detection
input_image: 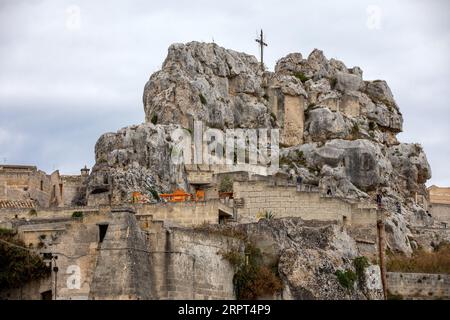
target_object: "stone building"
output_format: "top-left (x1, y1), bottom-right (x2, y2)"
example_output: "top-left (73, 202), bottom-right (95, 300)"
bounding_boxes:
top-left (0, 165), bottom-right (52, 207)
top-left (428, 185), bottom-right (450, 224)
top-left (0, 164), bottom-right (89, 208)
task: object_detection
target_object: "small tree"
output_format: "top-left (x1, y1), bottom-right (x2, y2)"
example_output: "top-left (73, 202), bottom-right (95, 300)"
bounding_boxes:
top-left (219, 176), bottom-right (233, 193)
top-left (151, 114), bottom-right (158, 125)
top-left (72, 211), bottom-right (84, 219)
top-left (0, 229), bottom-right (51, 289)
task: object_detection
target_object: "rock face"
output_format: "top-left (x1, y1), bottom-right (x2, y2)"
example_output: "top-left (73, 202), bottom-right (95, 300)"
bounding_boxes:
top-left (88, 123), bottom-right (187, 204)
top-left (232, 218), bottom-right (383, 300)
top-left (90, 41), bottom-right (432, 254)
top-left (143, 42), bottom-right (270, 130)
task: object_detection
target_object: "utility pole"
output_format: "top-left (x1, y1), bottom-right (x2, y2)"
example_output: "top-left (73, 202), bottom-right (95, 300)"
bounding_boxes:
top-left (255, 29), bottom-right (268, 70)
top-left (43, 253), bottom-right (59, 300)
top-left (377, 204), bottom-right (387, 300)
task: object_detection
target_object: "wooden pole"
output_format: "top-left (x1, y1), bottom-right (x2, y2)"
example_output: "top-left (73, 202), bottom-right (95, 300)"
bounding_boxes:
top-left (377, 209), bottom-right (387, 299)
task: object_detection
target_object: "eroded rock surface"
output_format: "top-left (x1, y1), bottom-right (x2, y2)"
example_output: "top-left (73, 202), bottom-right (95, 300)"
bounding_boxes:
top-left (90, 41), bottom-right (433, 254)
top-left (218, 218), bottom-right (384, 300)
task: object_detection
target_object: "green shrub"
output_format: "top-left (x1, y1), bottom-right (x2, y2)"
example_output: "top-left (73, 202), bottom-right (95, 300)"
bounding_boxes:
top-left (279, 155), bottom-right (293, 168)
top-left (199, 93), bottom-right (207, 105)
top-left (335, 269), bottom-right (357, 290)
top-left (28, 209), bottom-right (37, 216)
top-left (148, 188), bottom-right (160, 202)
top-left (353, 256), bottom-right (370, 283)
top-left (72, 211), bottom-right (84, 219)
top-left (264, 210), bottom-right (275, 220)
top-left (0, 228), bottom-right (15, 236)
top-left (219, 175), bottom-right (233, 193)
top-left (150, 114), bottom-right (158, 125)
top-left (351, 123), bottom-right (360, 136)
top-left (222, 243), bottom-right (282, 300)
top-left (295, 150), bottom-right (307, 166)
top-left (0, 231), bottom-right (50, 289)
top-left (221, 250), bottom-right (244, 267)
top-left (293, 72), bottom-right (309, 83)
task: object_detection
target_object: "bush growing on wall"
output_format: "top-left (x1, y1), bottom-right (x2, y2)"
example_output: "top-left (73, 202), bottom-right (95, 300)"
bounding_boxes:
top-left (387, 242), bottom-right (450, 274)
top-left (72, 211), bottom-right (84, 219)
top-left (0, 228), bottom-right (50, 289)
top-left (353, 256), bottom-right (370, 284)
top-left (151, 114), bottom-right (158, 125)
top-left (221, 242), bottom-right (282, 300)
top-left (335, 269), bottom-right (357, 290)
top-left (219, 175), bottom-right (233, 193)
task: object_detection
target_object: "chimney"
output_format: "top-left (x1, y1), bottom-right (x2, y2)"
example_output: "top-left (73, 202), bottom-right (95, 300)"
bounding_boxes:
top-left (81, 165), bottom-right (90, 177)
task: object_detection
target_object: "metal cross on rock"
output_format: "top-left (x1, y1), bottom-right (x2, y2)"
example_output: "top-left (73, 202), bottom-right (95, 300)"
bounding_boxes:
top-left (255, 29), bottom-right (268, 70)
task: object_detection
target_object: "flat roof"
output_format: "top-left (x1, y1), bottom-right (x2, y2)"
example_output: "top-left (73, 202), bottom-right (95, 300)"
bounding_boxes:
top-left (0, 164), bottom-right (37, 170)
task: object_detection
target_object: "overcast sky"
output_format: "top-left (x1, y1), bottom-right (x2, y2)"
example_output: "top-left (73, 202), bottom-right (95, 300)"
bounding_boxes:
top-left (0, 0), bottom-right (449, 186)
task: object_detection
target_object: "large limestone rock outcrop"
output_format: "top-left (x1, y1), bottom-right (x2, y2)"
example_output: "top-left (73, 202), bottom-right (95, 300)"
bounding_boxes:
top-left (283, 139), bottom-right (393, 192)
top-left (143, 42), bottom-right (271, 130)
top-left (88, 123), bottom-right (186, 204)
top-left (218, 218), bottom-right (383, 300)
top-left (89, 41), bottom-right (432, 254)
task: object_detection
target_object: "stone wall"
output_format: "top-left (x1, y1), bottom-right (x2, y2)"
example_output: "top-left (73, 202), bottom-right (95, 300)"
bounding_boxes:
top-left (0, 165), bottom-right (52, 207)
top-left (281, 95), bottom-right (305, 147)
top-left (90, 208), bottom-right (153, 300)
top-left (430, 204), bottom-right (450, 223)
top-left (89, 208), bottom-right (237, 300)
top-left (0, 165), bottom-right (86, 209)
top-left (0, 206), bottom-right (103, 223)
top-left (233, 180), bottom-right (377, 226)
top-left (1, 207), bottom-right (237, 300)
top-left (429, 186), bottom-right (450, 205)
top-left (19, 212), bottom-right (110, 300)
top-left (134, 201), bottom-right (220, 227)
top-left (146, 227), bottom-right (238, 300)
top-left (387, 272), bottom-right (450, 299)
top-left (186, 170), bottom-right (213, 185)
top-left (339, 93), bottom-right (361, 117)
top-left (61, 175), bottom-right (85, 207)
top-left (0, 278), bottom-right (52, 300)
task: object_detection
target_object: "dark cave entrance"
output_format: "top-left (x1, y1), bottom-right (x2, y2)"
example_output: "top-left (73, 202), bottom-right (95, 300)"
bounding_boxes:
top-left (98, 224), bottom-right (109, 243)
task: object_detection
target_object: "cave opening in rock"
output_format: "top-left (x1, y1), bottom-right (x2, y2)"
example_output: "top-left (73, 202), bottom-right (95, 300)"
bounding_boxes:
top-left (98, 224), bottom-right (109, 243)
top-left (40, 290), bottom-right (52, 300)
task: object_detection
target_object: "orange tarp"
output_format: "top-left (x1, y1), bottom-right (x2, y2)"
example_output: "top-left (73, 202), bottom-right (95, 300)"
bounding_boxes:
top-left (159, 189), bottom-right (207, 202)
top-left (160, 189), bottom-right (193, 202)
